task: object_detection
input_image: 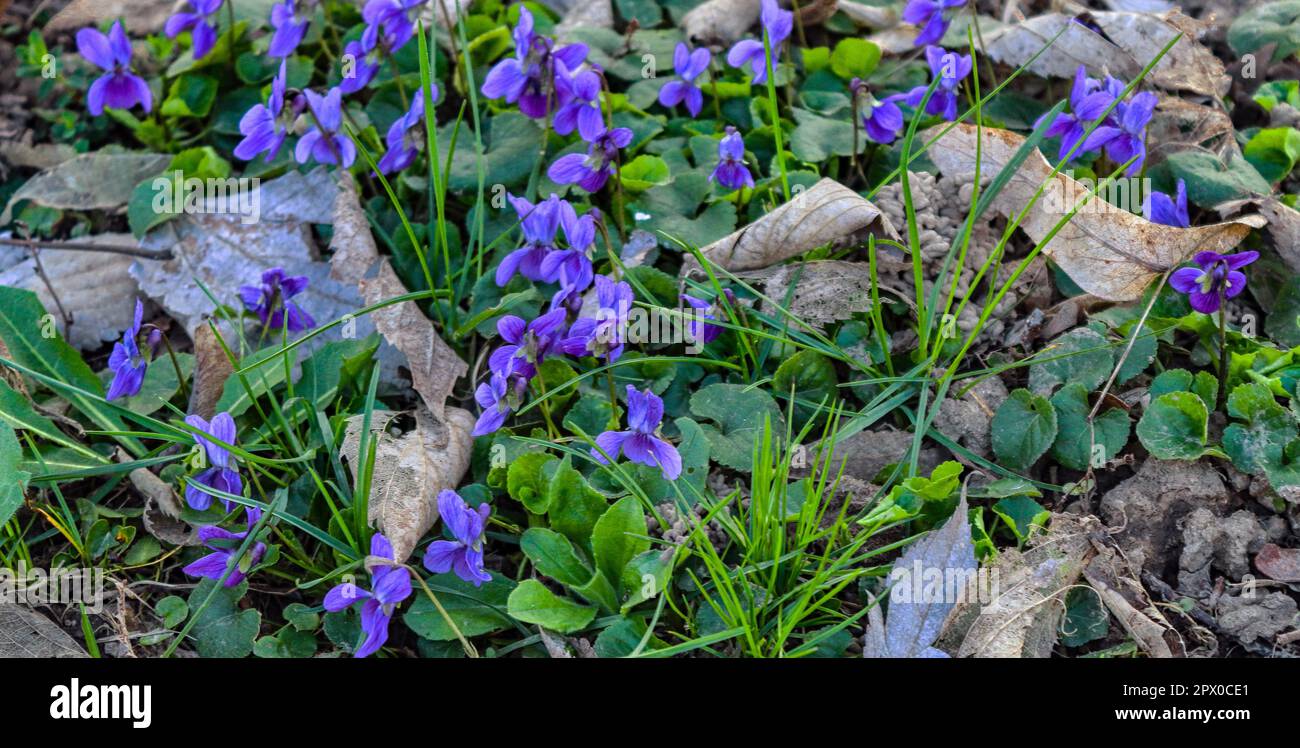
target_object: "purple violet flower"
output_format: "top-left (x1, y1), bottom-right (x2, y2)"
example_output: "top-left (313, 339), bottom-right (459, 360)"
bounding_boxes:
top-left (1081, 90), bottom-right (1158, 175)
top-left (1144, 179), bottom-right (1189, 228)
top-left (488, 307), bottom-right (569, 380)
top-left (592, 386), bottom-right (682, 480)
top-left (553, 62), bottom-right (605, 142)
top-left (1170, 251), bottom-right (1259, 314)
top-left (496, 193), bottom-right (565, 286)
top-left (472, 371), bottom-right (529, 436)
top-left (184, 412), bottom-right (244, 512)
top-left (681, 289), bottom-right (737, 345)
top-left (561, 274), bottom-right (636, 362)
top-left (239, 267), bottom-right (316, 333)
top-left (902, 46), bottom-right (971, 122)
top-left (658, 42), bottom-right (711, 117)
top-left (548, 125), bottom-right (633, 193)
top-left (182, 514), bottom-right (267, 588)
top-left (269, 0), bottom-right (318, 58)
top-left (376, 88), bottom-right (437, 174)
top-left (422, 490), bottom-right (492, 586)
top-left (338, 35), bottom-right (384, 95)
top-left (323, 534), bottom-right (412, 658)
top-left (726, 0), bottom-right (793, 85)
top-left (902, 0), bottom-right (966, 47)
top-left (541, 203), bottom-right (597, 308)
top-left (107, 300), bottom-right (160, 400)
top-left (361, 0), bottom-right (421, 52)
top-left (851, 79), bottom-right (904, 144)
top-left (480, 6), bottom-right (589, 119)
top-left (1037, 66), bottom-right (1124, 164)
top-left (76, 21), bottom-right (152, 116)
top-left (165, 0), bottom-right (224, 60)
top-left (296, 87), bottom-right (356, 167)
top-left (234, 60), bottom-right (299, 162)
top-left (709, 127), bottom-right (754, 190)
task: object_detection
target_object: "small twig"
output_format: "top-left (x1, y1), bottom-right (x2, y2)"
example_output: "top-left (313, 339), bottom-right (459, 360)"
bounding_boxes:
top-left (1, 237), bottom-right (174, 261)
top-left (29, 247), bottom-right (72, 328)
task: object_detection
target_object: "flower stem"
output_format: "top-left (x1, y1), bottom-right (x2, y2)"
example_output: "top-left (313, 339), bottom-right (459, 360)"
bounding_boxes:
top-left (1217, 287), bottom-right (1229, 412)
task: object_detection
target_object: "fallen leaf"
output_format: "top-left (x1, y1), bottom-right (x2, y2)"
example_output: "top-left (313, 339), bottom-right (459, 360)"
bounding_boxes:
top-left (923, 124), bottom-right (1264, 301)
top-left (863, 497), bottom-right (975, 658)
top-left (1083, 541), bottom-right (1181, 657)
top-left (0, 602), bottom-right (87, 658)
top-left (329, 177), bottom-right (466, 418)
top-left (46, 0), bottom-right (176, 33)
top-left (683, 178), bottom-right (898, 276)
top-left (0, 234), bottom-right (140, 350)
top-left (186, 323), bottom-right (233, 420)
top-left (340, 407), bottom-right (474, 563)
top-left (555, 0), bottom-right (613, 39)
top-left (1254, 543), bottom-right (1300, 583)
top-left (681, 0), bottom-right (761, 45)
top-left (836, 1), bottom-right (899, 28)
top-left (982, 10), bottom-right (1228, 97)
top-left (0, 131), bottom-right (78, 171)
top-left (739, 260), bottom-right (875, 330)
top-left (0, 151), bottom-right (170, 224)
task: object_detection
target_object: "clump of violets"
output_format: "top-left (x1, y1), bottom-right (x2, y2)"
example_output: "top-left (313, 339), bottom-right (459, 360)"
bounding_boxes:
top-left (240, 267), bottom-right (316, 333)
top-left (562, 274), bottom-right (635, 362)
top-left (592, 386), bottom-right (682, 480)
top-left (481, 6), bottom-right (589, 119)
top-left (902, 46), bottom-right (971, 122)
top-left (297, 87), bottom-right (355, 167)
top-left (165, 0), bottom-right (224, 60)
top-left (553, 62), bottom-right (605, 142)
top-left (1040, 67), bottom-right (1116, 163)
top-left (234, 60), bottom-right (301, 163)
top-left (184, 413), bottom-right (243, 512)
top-left (496, 193), bottom-right (565, 286)
top-left (902, 0), bottom-right (966, 47)
top-left (324, 534), bottom-right (411, 658)
top-left (681, 288), bottom-right (738, 346)
top-left (1082, 88), bottom-right (1158, 175)
top-left (1040, 66), bottom-right (1155, 175)
top-left (1144, 179), bottom-right (1189, 228)
top-left (107, 300), bottom-right (161, 400)
top-left (541, 204), bottom-right (597, 308)
top-left (658, 42), bottom-right (711, 117)
top-left (183, 513), bottom-right (266, 588)
top-left (76, 21), bottom-right (152, 116)
top-left (851, 79), bottom-right (904, 145)
top-left (269, 0), bottom-right (318, 58)
top-left (709, 127), bottom-right (754, 191)
top-left (1170, 251), bottom-right (1259, 314)
top-left (727, 0), bottom-right (793, 85)
top-left (548, 125), bottom-right (633, 193)
top-left (489, 307), bottom-right (568, 381)
top-left (376, 89), bottom-right (436, 174)
top-left (423, 490), bottom-right (492, 586)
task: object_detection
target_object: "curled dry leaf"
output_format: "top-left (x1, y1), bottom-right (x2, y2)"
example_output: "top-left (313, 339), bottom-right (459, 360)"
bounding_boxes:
top-left (981, 10), bottom-right (1228, 97)
top-left (683, 178), bottom-right (898, 276)
top-left (0, 603), bottom-right (87, 658)
top-left (1254, 543), bottom-right (1300, 583)
top-left (952, 513), bottom-right (1097, 658)
top-left (1082, 541), bottom-right (1182, 657)
top-left (0, 131), bottom-right (78, 171)
top-left (837, 1), bottom-right (899, 29)
top-left (681, 0), bottom-right (761, 45)
top-left (340, 407), bottom-right (474, 564)
top-left (1219, 198), bottom-right (1300, 273)
top-left (554, 0), bottom-right (614, 39)
top-left (738, 260), bottom-right (875, 330)
top-left (186, 323), bottom-right (233, 421)
top-left (0, 152), bottom-right (170, 224)
top-left (329, 177), bottom-right (467, 419)
top-left (46, 0), bottom-right (178, 33)
top-left (0, 234), bottom-right (140, 350)
top-left (923, 124), bottom-right (1265, 302)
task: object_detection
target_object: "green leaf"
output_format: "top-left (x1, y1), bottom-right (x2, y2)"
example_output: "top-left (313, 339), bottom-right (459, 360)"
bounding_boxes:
top-left (1227, 0), bottom-right (1300, 61)
top-left (215, 344), bottom-right (291, 417)
top-left (1061, 587), bottom-right (1110, 648)
top-left (1149, 369), bottom-right (1193, 399)
top-left (296, 336), bottom-right (379, 410)
top-left (0, 422), bottom-right (31, 527)
top-left (594, 615), bottom-right (662, 657)
top-left (630, 171), bottom-right (737, 249)
top-left (507, 452), bottom-right (557, 514)
top-left (283, 603), bottom-right (319, 632)
top-left (563, 393), bottom-right (617, 438)
top-left (619, 154), bottom-right (671, 193)
top-left (829, 38), bottom-right (881, 79)
top-left (1266, 275), bottom-right (1300, 347)
top-left (1253, 80), bottom-right (1300, 112)
top-left (1115, 323), bottom-right (1157, 384)
top-left (790, 108), bottom-right (864, 163)
top-left (690, 383), bottom-right (782, 471)
top-left (992, 495), bottom-right (1050, 543)
top-left (0, 379), bottom-right (102, 462)
top-left (1223, 382), bottom-right (1296, 474)
top-left (445, 112), bottom-right (541, 191)
top-left (546, 457), bottom-right (609, 550)
top-left (1028, 327), bottom-right (1113, 395)
top-left (161, 73), bottom-right (218, 118)
top-left (991, 389), bottom-right (1058, 471)
top-left (591, 497), bottom-right (650, 595)
top-left (254, 627), bottom-right (317, 658)
top-left (1136, 391), bottom-right (1215, 460)
top-left (404, 572), bottom-right (516, 641)
top-left (506, 579), bottom-right (597, 633)
top-left (772, 349), bottom-right (838, 424)
top-left (619, 548), bottom-right (673, 613)
top-left (155, 596), bottom-right (189, 628)
top-left (1156, 151), bottom-right (1271, 207)
top-left (1049, 382), bottom-right (1129, 471)
top-left (520, 528), bottom-right (591, 587)
top-left (1244, 127), bottom-right (1300, 183)
top-left (187, 579), bottom-right (260, 658)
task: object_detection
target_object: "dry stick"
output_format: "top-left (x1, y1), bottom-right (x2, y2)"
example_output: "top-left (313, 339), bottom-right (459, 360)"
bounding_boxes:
top-left (0, 237), bottom-right (174, 260)
top-left (29, 248), bottom-right (71, 327)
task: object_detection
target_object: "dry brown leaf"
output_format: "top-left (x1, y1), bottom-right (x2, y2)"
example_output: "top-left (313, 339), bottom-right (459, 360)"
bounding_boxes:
top-left (1147, 94), bottom-right (1236, 159)
top-left (340, 407), bottom-right (474, 563)
top-left (923, 124), bottom-right (1264, 301)
top-left (738, 260), bottom-right (875, 330)
top-left (681, 0), bottom-right (761, 45)
top-left (46, 0), bottom-right (178, 33)
top-left (684, 178), bottom-right (898, 276)
top-left (0, 235), bottom-right (141, 350)
top-left (329, 178), bottom-right (467, 418)
top-left (0, 603), bottom-right (87, 658)
top-left (186, 323), bottom-right (232, 420)
top-left (952, 513), bottom-right (1097, 658)
top-left (554, 0), bottom-right (613, 39)
top-left (1082, 541), bottom-right (1183, 657)
top-left (0, 152), bottom-right (170, 224)
top-left (837, 0), bottom-right (898, 28)
top-left (982, 10), bottom-right (1227, 97)
top-left (0, 131), bottom-right (78, 171)
top-left (1254, 543), bottom-right (1300, 583)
